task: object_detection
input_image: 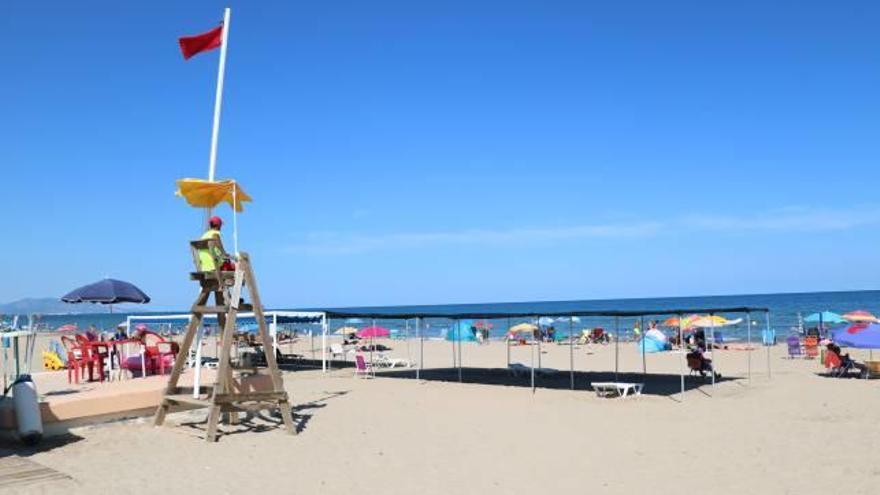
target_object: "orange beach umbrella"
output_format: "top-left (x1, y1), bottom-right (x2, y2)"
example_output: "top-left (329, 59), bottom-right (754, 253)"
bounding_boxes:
top-left (843, 310), bottom-right (879, 323)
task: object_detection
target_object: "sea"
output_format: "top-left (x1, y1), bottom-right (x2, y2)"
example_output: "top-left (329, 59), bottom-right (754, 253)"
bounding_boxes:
top-left (7, 290), bottom-right (880, 342)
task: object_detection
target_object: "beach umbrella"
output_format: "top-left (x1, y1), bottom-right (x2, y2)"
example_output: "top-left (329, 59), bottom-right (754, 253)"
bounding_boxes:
top-left (175, 178), bottom-right (251, 212)
top-left (661, 314), bottom-right (699, 328)
top-left (831, 322), bottom-right (880, 349)
top-left (61, 278), bottom-right (150, 315)
top-left (804, 311), bottom-right (846, 325)
top-left (357, 326), bottom-right (390, 339)
top-left (537, 317), bottom-right (554, 327)
top-left (509, 323), bottom-right (538, 335)
top-left (843, 310), bottom-right (879, 323)
top-left (55, 324), bottom-right (78, 333)
top-left (334, 326), bottom-right (358, 335)
top-left (689, 315), bottom-right (741, 328)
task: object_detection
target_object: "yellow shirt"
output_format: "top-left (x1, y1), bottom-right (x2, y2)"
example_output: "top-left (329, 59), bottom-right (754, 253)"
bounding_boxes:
top-left (198, 229), bottom-right (222, 271)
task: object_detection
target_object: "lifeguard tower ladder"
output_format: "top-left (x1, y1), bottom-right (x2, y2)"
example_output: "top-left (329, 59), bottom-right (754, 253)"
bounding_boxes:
top-left (153, 237), bottom-right (296, 441)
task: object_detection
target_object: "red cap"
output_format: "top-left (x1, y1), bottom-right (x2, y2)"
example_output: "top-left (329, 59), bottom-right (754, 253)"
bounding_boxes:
top-left (209, 216), bottom-right (223, 228)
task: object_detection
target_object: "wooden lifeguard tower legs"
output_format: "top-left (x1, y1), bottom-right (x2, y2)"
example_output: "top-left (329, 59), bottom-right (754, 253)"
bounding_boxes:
top-left (153, 250), bottom-right (296, 442)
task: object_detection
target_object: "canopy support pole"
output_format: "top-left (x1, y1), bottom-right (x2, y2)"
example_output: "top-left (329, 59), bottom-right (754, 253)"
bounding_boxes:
top-left (530, 317), bottom-right (536, 394)
top-left (709, 313), bottom-right (716, 395)
top-left (506, 317), bottom-right (511, 367)
top-left (321, 314), bottom-right (327, 373)
top-left (641, 316), bottom-right (647, 377)
top-left (456, 319), bottom-right (462, 383)
top-left (746, 312), bottom-right (752, 384)
top-left (416, 317), bottom-right (422, 380)
top-left (569, 316), bottom-right (574, 391)
top-left (765, 312), bottom-right (772, 379)
top-left (614, 316), bottom-right (620, 382)
top-left (678, 314), bottom-right (685, 402)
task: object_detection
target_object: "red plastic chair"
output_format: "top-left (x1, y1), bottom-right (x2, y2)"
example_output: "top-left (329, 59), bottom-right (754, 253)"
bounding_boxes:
top-left (804, 337), bottom-right (819, 359)
top-left (61, 336), bottom-right (101, 383)
top-left (155, 341), bottom-right (180, 375)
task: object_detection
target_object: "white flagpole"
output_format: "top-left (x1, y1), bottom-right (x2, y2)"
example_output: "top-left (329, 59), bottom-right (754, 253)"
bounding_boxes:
top-left (208, 7), bottom-right (231, 182)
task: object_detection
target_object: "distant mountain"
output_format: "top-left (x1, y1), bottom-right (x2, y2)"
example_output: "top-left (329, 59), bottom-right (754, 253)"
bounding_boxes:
top-left (0, 297), bottom-right (88, 315)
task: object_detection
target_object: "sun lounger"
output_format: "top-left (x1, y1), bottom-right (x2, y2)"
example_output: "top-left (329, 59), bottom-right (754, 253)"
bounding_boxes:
top-left (373, 354), bottom-right (415, 368)
top-left (590, 382), bottom-right (644, 399)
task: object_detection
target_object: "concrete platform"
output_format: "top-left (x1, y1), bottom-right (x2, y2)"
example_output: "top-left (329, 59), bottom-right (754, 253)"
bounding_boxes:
top-left (0, 369), bottom-right (275, 438)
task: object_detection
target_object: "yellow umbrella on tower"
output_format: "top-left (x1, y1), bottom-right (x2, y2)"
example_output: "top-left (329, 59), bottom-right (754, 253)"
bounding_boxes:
top-left (175, 178), bottom-right (251, 211)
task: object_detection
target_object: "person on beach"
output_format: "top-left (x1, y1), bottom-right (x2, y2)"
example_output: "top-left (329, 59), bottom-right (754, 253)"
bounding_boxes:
top-left (826, 342), bottom-right (868, 378)
top-left (198, 216), bottom-right (235, 272)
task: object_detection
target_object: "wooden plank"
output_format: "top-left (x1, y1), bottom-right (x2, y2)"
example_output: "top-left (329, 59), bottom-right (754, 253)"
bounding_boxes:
top-left (191, 305), bottom-right (230, 314)
top-left (164, 395), bottom-right (213, 406)
top-left (241, 253), bottom-right (297, 435)
top-left (0, 457), bottom-right (71, 489)
top-left (213, 391), bottom-right (287, 403)
top-left (154, 289), bottom-right (208, 427)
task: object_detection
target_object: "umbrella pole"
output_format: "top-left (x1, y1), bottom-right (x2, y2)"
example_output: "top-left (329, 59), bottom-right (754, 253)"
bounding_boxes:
top-left (370, 318), bottom-right (375, 371)
top-left (569, 316), bottom-right (574, 391)
top-left (679, 315), bottom-right (685, 402)
top-left (747, 313), bottom-right (752, 385)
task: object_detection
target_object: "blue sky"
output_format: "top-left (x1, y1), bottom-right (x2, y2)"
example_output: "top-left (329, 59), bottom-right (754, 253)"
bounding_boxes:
top-left (3, 1), bottom-right (880, 309)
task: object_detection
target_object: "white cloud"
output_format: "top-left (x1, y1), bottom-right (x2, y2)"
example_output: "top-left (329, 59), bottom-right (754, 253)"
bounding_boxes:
top-left (284, 205), bottom-right (880, 255)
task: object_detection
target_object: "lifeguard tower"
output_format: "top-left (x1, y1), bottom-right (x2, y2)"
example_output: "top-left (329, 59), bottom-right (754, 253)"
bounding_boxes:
top-left (153, 225), bottom-right (296, 441)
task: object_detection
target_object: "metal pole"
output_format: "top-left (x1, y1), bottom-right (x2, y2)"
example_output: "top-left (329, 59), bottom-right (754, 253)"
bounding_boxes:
top-left (321, 314), bottom-right (327, 373)
top-left (746, 312), bottom-right (752, 384)
top-left (208, 7), bottom-right (231, 182)
top-left (640, 316), bottom-right (646, 376)
top-left (614, 316), bottom-right (620, 382)
top-left (709, 313), bottom-right (716, 394)
top-left (530, 324), bottom-right (536, 394)
top-left (569, 316), bottom-right (574, 390)
top-left (678, 314), bottom-right (685, 402)
top-left (416, 318), bottom-right (422, 379)
top-left (193, 323), bottom-right (204, 399)
top-left (456, 319), bottom-right (462, 383)
top-left (506, 317), bottom-right (511, 367)
top-left (765, 311), bottom-right (772, 379)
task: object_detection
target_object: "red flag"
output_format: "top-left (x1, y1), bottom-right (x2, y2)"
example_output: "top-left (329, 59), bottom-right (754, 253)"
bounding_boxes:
top-left (178, 24), bottom-right (223, 60)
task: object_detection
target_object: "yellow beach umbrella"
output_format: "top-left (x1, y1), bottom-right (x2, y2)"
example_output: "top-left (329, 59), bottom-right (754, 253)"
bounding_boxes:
top-left (334, 326), bottom-right (359, 335)
top-left (690, 315), bottom-right (740, 328)
top-left (509, 323), bottom-right (538, 335)
top-left (175, 178), bottom-right (252, 212)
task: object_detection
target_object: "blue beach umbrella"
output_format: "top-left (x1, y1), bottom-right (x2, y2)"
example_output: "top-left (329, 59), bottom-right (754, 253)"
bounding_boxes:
top-left (61, 278), bottom-right (150, 308)
top-left (830, 322), bottom-right (880, 349)
top-left (804, 311), bottom-right (846, 325)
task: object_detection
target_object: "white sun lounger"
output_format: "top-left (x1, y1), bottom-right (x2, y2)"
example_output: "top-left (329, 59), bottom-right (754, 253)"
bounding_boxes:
top-left (590, 382), bottom-right (644, 399)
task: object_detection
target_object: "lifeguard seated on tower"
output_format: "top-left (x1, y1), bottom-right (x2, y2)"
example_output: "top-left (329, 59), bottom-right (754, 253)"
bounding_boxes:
top-left (198, 216), bottom-right (236, 272)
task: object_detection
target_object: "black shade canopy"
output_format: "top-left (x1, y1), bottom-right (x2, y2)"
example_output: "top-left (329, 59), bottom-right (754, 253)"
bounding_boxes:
top-left (61, 278), bottom-right (150, 305)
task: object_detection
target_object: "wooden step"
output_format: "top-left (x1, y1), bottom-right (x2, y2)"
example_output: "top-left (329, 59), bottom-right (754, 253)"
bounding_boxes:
top-left (163, 394), bottom-right (213, 407)
top-left (191, 303), bottom-right (254, 314)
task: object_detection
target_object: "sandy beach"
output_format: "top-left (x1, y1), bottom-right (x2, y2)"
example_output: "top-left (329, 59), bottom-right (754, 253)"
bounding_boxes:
top-left (3, 337), bottom-right (878, 494)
